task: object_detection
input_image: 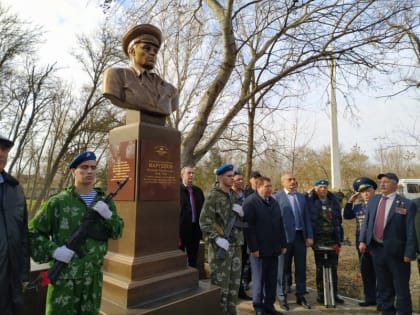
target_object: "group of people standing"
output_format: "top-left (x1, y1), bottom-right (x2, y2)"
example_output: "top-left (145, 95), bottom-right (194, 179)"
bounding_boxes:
top-left (1, 127), bottom-right (418, 315)
top-left (180, 162), bottom-right (419, 315)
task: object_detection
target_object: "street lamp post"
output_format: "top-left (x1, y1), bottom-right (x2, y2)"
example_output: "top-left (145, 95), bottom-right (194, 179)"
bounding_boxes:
top-left (328, 49), bottom-right (341, 190)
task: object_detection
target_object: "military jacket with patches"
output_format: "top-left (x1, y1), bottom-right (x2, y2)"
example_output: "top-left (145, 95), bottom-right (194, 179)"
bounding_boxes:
top-left (307, 190), bottom-right (343, 249)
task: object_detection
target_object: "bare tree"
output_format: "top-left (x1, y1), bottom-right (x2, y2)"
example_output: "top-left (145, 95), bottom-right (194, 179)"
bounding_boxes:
top-left (3, 62), bottom-right (57, 173)
top-left (30, 25), bottom-right (123, 210)
top-left (106, 0), bottom-right (418, 167)
top-left (0, 3), bottom-right (42, 123)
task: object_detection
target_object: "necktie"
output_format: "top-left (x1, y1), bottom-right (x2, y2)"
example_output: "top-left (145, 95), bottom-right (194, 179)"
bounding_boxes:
top-left (374, 196), bottom-right (388, 241)
top-left (187, 185), bottom-right (197, 223)
top-left (290, 193), bottom-right (302, 229)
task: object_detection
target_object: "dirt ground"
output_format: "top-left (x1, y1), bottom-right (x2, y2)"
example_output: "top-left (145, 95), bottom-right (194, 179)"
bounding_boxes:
top-left (305, 219), bottom-right (420, 313)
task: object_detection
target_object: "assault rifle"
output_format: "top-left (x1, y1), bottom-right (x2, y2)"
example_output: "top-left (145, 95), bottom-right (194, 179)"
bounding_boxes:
top-left (214, 203), bottom-right (247, 260)
top-left (26, 177), bottom-right (128, 291)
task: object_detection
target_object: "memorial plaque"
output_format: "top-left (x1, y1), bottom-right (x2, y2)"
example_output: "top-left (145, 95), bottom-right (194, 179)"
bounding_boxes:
top-left (139, 140), bottom-right (179, 200)
top-left (108, 140), bottom-right (136, 201)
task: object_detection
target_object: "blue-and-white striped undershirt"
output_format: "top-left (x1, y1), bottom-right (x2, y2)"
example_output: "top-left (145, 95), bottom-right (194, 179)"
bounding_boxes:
top-left (80, 189), bottom-right (97, 207)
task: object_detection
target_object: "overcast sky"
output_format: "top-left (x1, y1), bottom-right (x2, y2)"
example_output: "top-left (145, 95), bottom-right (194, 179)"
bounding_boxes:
top-left (3, 0), bottom-right (419, 163)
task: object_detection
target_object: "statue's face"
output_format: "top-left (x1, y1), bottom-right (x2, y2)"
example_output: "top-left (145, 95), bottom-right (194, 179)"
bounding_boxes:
top-left (129, 42), bottom-right (159, 70)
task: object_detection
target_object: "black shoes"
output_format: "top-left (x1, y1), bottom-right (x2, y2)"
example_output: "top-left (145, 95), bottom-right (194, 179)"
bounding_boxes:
top-left (358, 301), bottom-right (376, 307)
top-left (264, 308), bottom-right (284, 315)
top-left (280, 300), bottom-right (289, 311)
top-left (238, 290), bottom-right (252, 300)
top-left (296, 296), bottom-right (311, 309)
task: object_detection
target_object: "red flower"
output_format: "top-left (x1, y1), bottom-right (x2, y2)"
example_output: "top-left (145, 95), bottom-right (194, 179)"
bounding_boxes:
top-left (40, 271), bottom-right (51, 287)
top-left (334, 244), bottom-right (340, 254)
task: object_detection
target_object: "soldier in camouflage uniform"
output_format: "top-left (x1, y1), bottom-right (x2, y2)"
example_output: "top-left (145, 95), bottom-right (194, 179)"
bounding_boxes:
top-left (199, 164), bottom-right (244, 315)
top-left (29, 152), bottom-right (124, 315)
top-left (306, 179), bottom-right (344, 304)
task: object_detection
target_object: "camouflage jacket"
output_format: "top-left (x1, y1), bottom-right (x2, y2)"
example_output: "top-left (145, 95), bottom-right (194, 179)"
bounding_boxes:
top-left (199, 186), bottom-right (244, 247)
top-left (29, 186), bottom-right (124, 278)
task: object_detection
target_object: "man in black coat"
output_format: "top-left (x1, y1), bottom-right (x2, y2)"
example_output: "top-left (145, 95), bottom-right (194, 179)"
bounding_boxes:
top-left (244, 176), bottom-right (287, 315)
top-left (306, 179), bottom-right (344, 304)
top-left (179, 166), bottom-right (205, 267)
top-left (0, 135), bottom-right (30, 315)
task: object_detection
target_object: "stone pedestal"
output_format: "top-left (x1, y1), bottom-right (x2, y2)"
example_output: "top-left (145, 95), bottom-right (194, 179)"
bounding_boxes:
top-left (101, 117), bottom-right (220, 314)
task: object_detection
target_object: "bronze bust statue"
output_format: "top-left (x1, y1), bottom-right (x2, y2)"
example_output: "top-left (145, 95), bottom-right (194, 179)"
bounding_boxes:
top-left (103, 24), bottom-right (179, 125)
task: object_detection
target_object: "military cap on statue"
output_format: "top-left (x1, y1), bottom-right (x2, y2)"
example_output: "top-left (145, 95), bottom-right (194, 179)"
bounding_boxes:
top-left (215, 163), bottom-right (234, 176)
top-left (0, 134), bottom-right (14, 148)
top-left (353, 177), bottom-right (377, 192)
top-left (314, 179), bottom-right (329, 186)
top-left (122, 24), bottom-right (162, 56)
top-left (377, 172), bottom-right (399, 183)
top-left (68, 151), bottom-right (96, 169)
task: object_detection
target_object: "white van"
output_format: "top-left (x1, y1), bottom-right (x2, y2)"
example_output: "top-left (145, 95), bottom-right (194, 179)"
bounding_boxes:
top-left (398, 178), bottom-right (420, 200)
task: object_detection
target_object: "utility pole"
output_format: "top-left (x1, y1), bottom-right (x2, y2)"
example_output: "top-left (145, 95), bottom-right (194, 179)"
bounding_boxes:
top-left (328, 49), bottom-right (341, 190)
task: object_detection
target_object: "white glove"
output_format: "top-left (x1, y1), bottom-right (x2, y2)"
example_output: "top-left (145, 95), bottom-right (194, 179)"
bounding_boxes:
top-left (232, 204), bottom-right (244, 217)
top-left (215, 237), bottom-right (229, 251)
top-left (92, 200), bottom-right (112, 219)
top-left (53, 245), bottom-right (75, 263)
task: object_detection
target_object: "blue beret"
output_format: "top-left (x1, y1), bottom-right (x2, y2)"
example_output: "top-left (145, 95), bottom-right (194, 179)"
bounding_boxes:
top-left (314, 179), bottom-right (329, 186)
top-left (215, 163), bottom-right (234, 175)
top-left (353, 177), bottom-right (377, 192)
top-left (68, 151), bottom-right (96, 169)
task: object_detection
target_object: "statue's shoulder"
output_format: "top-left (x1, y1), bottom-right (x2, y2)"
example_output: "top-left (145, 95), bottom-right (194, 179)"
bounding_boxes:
top-left (155, 74), bottom-right (177, 92)
top-left (105, 66), bottom-right (134, 75)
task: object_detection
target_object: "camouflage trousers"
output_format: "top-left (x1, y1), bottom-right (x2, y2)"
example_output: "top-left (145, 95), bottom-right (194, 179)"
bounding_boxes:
top-left (209, 245), bottom-right (242, 315)
top-left (45, 273), bottom-right (102, 315)
top-left (313, 249), bottom-right (339, 297)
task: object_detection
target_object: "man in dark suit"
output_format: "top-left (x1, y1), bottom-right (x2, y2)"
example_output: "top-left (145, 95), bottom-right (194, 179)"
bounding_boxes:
top-left (243, 176), bottom-right (287, 315)
top-left (274, 173), bottom-right (313, 310)
top-left (179, 166), bottom-right (205, 268)
top-left (344, 177), bottom-right (380, 308)
top-left (232, 170), bottom-right (252, 300)
top-left (359, 172), bottom-right (417, 315)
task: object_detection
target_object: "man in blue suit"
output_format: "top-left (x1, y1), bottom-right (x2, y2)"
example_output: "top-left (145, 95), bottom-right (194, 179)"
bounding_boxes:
top-left (359, 172), bottom-right (418, 315)
top-left (274, 173), bottom-right (313, 310)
